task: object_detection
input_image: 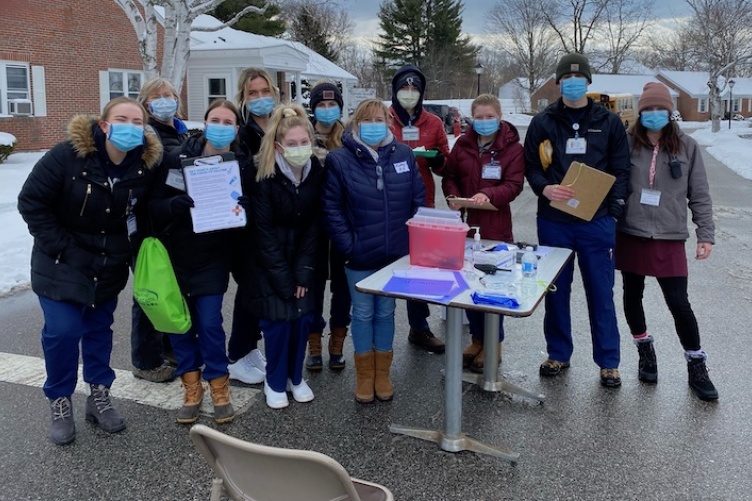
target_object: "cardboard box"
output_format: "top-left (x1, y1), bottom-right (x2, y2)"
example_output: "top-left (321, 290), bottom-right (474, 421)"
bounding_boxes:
top-left (550, 161), bottom-right (615, 221)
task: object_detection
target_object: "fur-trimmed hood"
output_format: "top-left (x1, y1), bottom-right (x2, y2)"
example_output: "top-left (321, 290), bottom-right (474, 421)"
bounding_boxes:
top-left (66, 114), bottom-right (163, 169)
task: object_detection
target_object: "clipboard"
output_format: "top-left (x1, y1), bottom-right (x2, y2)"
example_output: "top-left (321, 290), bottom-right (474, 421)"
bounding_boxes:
top-left (445, 196), bottom-right (498, 211)
top-left (550, 161), bottom-right (615, 221)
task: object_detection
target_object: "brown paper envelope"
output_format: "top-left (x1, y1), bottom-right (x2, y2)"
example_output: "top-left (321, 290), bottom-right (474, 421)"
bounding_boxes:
top-left (549, 161), bottom-right (615, 221)
top-left (445, 197), bottom-right (498, 211)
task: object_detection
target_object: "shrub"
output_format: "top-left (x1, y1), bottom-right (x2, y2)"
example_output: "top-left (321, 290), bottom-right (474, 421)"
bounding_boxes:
top-left (0, 132), bottom-right (17, 164)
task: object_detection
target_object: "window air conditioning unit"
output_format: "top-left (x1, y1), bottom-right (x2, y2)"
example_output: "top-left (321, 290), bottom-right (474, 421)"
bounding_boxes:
top-left (8, 99), bottom-right (33, 116)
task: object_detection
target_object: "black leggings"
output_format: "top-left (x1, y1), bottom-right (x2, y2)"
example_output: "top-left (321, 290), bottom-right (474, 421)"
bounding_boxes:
top-left (621, 272), bottom-right (701, 351)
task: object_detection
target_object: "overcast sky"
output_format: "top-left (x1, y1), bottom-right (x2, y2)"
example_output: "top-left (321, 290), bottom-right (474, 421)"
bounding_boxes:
top-left (341, 0), bottom-right (689, 42)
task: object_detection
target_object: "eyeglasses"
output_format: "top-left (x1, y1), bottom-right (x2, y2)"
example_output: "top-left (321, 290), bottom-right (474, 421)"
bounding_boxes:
top-left (376, 164), bottom-right (383, 191)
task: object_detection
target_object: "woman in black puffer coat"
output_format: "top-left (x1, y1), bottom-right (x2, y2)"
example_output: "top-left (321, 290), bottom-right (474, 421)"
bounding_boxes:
top-left (18, 97), bottom-right (162, 445)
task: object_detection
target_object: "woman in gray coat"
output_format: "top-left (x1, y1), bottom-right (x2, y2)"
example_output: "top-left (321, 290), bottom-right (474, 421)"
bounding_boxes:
top-left (616, 82), bottom-right (717, 401)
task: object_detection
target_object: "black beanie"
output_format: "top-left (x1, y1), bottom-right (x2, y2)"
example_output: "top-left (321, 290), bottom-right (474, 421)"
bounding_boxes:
top-left (394, 71), bottom-right (424, 94)
top-left (309, 82), bottom-right (343, 111)
top-left (555, 53), bottom-right (592, 83)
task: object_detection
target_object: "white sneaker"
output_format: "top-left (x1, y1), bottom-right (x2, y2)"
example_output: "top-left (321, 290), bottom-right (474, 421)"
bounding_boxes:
top-left (286, 378), bottom-right (314, 403)
top-left (247, 348), bottom-right (266, 373)
top-left (264, 381), bottom-right (289, 409)
top-left (228, 353), bottom-right (265, 384)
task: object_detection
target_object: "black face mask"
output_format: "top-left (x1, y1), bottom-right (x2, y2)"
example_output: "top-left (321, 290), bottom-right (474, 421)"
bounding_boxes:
top-left (669, 156), bottom-right (682, 179)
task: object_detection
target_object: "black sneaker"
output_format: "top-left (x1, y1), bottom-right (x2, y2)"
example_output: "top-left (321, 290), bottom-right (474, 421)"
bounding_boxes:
top-left (85, 384), bottom-right (126, 433)
top-left (636, 341), bottom-right (658, 383)
top-left (539, 359), bottom-right (570, 377)
top-left (600, 368), bottom-right (622, 388)
top-left (49, 396), bottom-right (76, 445)
top-left (687, 358), bottom-right (719, 401)
top-left (408, 328), bottom-right (445, 353)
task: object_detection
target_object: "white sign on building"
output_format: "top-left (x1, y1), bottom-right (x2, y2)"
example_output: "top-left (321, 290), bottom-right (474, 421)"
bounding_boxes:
top-left (348, 87), bottom-right (377, 111)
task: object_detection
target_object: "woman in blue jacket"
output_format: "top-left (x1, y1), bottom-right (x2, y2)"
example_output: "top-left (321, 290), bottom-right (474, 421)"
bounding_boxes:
top-left (324, 98), bottom-right (426, 403)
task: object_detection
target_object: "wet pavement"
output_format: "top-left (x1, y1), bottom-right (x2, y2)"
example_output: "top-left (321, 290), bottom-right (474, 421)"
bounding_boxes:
top-left (1, 142), bottom-right (750, 501)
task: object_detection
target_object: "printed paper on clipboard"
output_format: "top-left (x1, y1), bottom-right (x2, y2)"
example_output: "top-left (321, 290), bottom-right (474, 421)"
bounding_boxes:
top-left (549, 161), bottom-right (615, 221)
top-left (181, 152), bottom-right (246, 233)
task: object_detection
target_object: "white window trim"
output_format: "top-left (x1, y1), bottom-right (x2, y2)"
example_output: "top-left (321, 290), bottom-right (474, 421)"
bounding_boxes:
top-left (205, 74), bottom-right (231, 107)
top-left (697, 98), bottom-right (708, 113)
top-left (0, 60), bottom-right (32, 117)
top-left (99, 69), bottom-right (145, 110)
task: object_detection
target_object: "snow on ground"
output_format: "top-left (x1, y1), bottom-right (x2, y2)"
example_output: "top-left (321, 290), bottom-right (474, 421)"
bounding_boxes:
top-left (1, 120), bottom-right (751, 296)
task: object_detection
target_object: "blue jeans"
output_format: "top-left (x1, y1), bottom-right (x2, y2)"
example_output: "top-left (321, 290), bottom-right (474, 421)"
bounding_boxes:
top-left (537, 216), bottom-right (620, 369)
top-left (466, 311), bottom-right (505, 342)
top-left (344, 267), bottom-right (396, 354)
top-left (38, 296), bottom-right (118, 399)
top-left (168, 294), bottom-right (228, 381)
top-left (260, 314), bottom-right (314, 392)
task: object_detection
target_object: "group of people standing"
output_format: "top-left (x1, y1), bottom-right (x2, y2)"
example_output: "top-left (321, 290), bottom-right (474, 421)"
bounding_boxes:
top-left (18, 53), bottom-right (717, 447)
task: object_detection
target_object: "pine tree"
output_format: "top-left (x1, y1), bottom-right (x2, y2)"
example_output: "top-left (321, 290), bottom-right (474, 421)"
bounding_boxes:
top-left (374, 0), bottom-right (478, 99)
top-left (211, 0), bottom-right (286, 37)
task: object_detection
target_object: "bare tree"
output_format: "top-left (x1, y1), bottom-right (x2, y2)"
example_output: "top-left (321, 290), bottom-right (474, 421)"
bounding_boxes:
top-left (339, 44), bottom-right (391, 98)
top-left (540, 0), bottom-right (611, 54)
top-left (278, 0), bottom-right (354, 63)
top-left (637, 23), bottom-right (695, 71)
top-left (486, 0), bottom-right (557, 97)
top-left (115, 0), bottom-right (266, 93)
top-left (593, 0), bottom-right (655, 73)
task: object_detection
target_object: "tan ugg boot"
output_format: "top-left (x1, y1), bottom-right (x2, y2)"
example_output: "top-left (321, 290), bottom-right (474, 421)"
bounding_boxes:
top-left (306, 333), bottom-right (323, 372)
top-left (462, 337), bottom-right (483, 368)
top-left (374, 350), bottom-right (394, 401)
top-left (209, 374), bottom-right (235, 424)
top-left (470, 342), bottom-right (503, 374)
top-left (328, 327), bottom-right (348, 371)
top-left (177, 370), bottom-right (203, 424)
top-left (353, 351), bottom-right (375, 404)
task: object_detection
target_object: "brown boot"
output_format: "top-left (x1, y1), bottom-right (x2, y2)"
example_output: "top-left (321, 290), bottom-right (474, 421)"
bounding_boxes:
top-left (328, 327), bottom-right (348, 371)
top-left (305, 333), bottom-right (323, 372)
top-left (462, 337), bottom-right (483, 368)
top-left (374, 351), bottom-right (394, 401)
top-left (353, 351), bottom-right (375, 404)
top-left (177, 371), bottom-right (203, 424)
top-left (470, 342), bottom-right (503, 374)
top-left (209, 374), bottom-right (235, 424)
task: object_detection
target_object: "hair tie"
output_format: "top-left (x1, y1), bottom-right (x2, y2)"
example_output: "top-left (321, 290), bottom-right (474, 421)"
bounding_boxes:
top-left (282, 108), bottom-right (297, 118)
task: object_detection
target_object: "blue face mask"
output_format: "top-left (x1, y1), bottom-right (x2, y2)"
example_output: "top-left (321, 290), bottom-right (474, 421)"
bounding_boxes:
top-left (359, 122), bottom-right (388, 146)
top-left (640, 109), bottom-right (670, 131)
top-left (314, 106), bottom-right (341, 126)
top-left (247, 96), bottom-right (275, 117)
top-left (149, 98), bottom-right (178, 122)
top-left (205, 123), bottom-right (237, 149)
top-left (107, 123), bottom-right (144, 152)
top-left (560, 77), bottom-right (588, 101)
top-left (472, 118), bottom-right (499, 136)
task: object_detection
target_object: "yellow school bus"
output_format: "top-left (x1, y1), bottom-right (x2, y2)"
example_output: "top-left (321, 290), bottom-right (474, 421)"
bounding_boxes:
top-left (587, 92), bottom-right (635, 128)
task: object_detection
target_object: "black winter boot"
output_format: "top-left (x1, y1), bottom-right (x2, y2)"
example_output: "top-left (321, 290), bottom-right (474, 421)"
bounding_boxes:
top-left (49, 396), bottom-right (76, 445)
top-left (86, 384), bottom-right (126, 433)
top-left (687, 357), bottom-right (718, 401)
top-left (636, 339), bottom-right (658, 383)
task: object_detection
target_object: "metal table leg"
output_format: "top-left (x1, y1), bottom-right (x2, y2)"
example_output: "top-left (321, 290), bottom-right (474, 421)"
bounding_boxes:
top-left (462, 313), bottom-right (546, 402)
top-left (389, 307), bottom-right (520, 462)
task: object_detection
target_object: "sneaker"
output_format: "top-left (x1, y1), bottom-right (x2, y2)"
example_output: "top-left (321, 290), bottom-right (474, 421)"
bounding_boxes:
top-left (600, 368), bottom-right (622, 388)
top-left (132, 362), bottom-right (176, 383)
top-left (49, 396), bottom-right (76, 445)
top-left (248, 348), bottom-right (267, 372)
top-left (408, 328), bottom-right (445, 353)
top-left (264, 381), bottom-right (289, 409)
top-left (687, 357), bottom-right (719, 401)
top-left (85, 384), bottom-right (126, 433)
top-left (228, 351), bottom-right (265, 384)
top-left (287, 379), bottom-right (315, 403)
top-left (636, 340), bottom-right (658, 383)
top-left (539, 358), bottom-right (570, 377)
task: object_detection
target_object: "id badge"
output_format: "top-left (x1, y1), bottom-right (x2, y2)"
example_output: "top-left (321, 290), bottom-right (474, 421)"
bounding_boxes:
top-left (402, 126), bottom-right (419, 142)
top-left (565, 137), bottom-right (587, 154)
top-left (482, 164), bottom-right (501, 180)
top-left (166, 169), bottom-right (186, 191)
top-left (640, 188), bottom-right (661, 206)
top-left (394, 161), bottom-right (410, 174)
top-left (127, 214), bottom-right (137, 237)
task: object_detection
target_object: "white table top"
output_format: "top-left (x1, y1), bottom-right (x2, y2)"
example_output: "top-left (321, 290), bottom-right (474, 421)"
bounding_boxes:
top-left (356, 244), bottom-right (573, 318)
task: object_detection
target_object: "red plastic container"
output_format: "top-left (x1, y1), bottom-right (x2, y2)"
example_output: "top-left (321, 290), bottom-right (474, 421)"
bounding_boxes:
top-left (407, 219), bottom-right (469, 270)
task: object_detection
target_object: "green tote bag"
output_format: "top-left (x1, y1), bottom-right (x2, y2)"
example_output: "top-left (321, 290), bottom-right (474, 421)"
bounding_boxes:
top-left (133, 237), bottom-right (192, 334)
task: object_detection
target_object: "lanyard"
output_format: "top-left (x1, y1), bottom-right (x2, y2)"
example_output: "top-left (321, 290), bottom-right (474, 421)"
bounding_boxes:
top-left (648, 143), bottom-right (660, 188)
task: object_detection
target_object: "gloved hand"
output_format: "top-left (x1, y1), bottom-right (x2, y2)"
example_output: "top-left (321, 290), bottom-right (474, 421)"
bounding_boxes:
top-left (236, 195), bottom-right (251, 211)
top-left (608, 198), bottom-right (625, 220)
top-left (427, 150), bottom-right (445, 170)
top-left (170, 194), bottom-right (194, 215)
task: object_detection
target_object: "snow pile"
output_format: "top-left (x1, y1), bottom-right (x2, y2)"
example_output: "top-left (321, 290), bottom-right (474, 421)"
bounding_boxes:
top-left (0, 132), bottom-right (16, 146)
top-left (690, 123), bottom-right (752, 180)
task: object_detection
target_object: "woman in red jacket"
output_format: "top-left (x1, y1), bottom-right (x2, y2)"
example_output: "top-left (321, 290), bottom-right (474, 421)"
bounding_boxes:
top-left (442, 93), bottom-right (525, 372)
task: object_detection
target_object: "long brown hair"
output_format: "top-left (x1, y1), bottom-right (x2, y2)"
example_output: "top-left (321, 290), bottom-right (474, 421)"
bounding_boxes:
top-left (630, 115), bottom-right (681, 155)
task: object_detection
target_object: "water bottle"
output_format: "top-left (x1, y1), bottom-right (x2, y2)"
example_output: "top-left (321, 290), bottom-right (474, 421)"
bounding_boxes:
top-left (521, 246), bottom-right (538, 278)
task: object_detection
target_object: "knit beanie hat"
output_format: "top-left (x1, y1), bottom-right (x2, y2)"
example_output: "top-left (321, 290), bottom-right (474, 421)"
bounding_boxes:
top-left (309, 82), bottom-right (343, 111)
top-left (394, 71), bottom-right (424, 94)
top-left (637, 82), bottom-right (674, 113)
top-left (555, 53), bottom-right (592, 83)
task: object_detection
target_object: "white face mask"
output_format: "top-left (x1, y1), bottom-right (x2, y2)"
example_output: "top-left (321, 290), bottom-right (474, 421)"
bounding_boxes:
top-left (282, 145), bottom-right (312, 168)
top-left (397, 89), bottom-right (420, 110)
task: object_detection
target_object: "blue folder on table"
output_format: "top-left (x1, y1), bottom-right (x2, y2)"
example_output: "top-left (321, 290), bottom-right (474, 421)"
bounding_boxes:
top-left (383, 272), bottom-right (469, 304)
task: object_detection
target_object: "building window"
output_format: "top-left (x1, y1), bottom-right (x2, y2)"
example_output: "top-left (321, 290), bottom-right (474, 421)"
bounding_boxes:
top-left (732, 98), bottom-right (740, 113)
top-left (698, 98), bottom-right (708, 113)
top-left (208, 78), bottom-right (228, 106)
top-left (0, 62), bottom-right (31, 115)
top-left (108, 70), bottom-right (143, 100)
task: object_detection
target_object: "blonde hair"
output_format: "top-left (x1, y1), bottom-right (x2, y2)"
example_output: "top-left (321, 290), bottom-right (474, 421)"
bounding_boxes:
top-left (138, 77), bottom-right (181, 118)
top-left (101, 96), bottom-right (147, 123)
top-left (347, 98), bottom-right (390, 136)
top-left (236, 68), bottom-right (280, 121)
top-left (256, 104), bottom-right (314, 181)
top-left (471, 93), bottom-right (502, 117)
